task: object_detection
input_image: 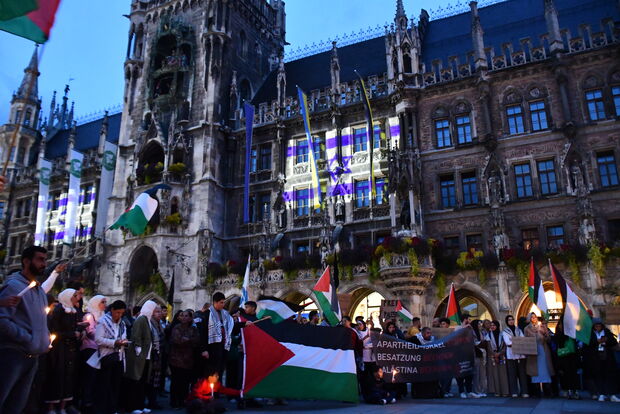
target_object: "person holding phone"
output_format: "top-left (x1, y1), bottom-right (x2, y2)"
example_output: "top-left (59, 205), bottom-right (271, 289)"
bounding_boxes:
top-left (94, 300), bottom-right (129, 414)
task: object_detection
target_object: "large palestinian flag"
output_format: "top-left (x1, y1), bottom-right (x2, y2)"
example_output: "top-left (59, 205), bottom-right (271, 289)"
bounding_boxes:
top-left (550, 261), bottom-right (592, 344)
top-left (0, 0), bottom-right (61, 43)
top-left (242, 320), bottom-right (358, 403)
top-left (109, 184), bottom-right (170, 236)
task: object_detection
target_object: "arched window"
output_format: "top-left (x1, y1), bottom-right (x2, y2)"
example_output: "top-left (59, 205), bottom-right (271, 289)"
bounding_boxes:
top-left (582, 75), bottom-right (606, 121)
top-left (239, 79), bottom-right (251, 106)
top-left (435, 290), bottom-right (494, 323)
top-left (453, 101), bottom-right (473, 144)
top-left (431, 106), bottom-right (452, 148)
top-left (402, 44), bottom-right (412, 74)
top-left (24, 109), bottom-right (32, 127)
top-left (503, 89), bottom-right (525, 135)
top-left (137, 141), bottom-right (165, 185)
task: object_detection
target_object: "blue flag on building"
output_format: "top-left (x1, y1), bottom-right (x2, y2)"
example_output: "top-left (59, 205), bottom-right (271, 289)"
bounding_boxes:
top-left (243, 102), bottom-right (255, 223)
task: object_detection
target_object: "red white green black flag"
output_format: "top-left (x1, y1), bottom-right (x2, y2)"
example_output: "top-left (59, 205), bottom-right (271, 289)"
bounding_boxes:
top-left (0, 0), bottom-right (61, 43)
top-left (446, 283), bottom-right (461, 325)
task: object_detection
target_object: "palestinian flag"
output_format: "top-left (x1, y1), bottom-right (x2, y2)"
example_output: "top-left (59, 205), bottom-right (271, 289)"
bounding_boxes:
top-left (446, 283), bottom-right (461, 325)
top-left (395, 300), bottom-right (412, 323)
top-left (166, 270), bottom-right (175, 321)
top-left (0, 0), bottom-right (37, 21)
top-left (312, 266), bottom-right (341, 326)
top-left (242, 320), bottom-right (358, 403)
top-left (109, 184), bottom-right (170, 236)
top-left (256, 297), bottom-right (296, 324)
top-left (528, 258), bottom-right (548, 316)
top-left (550, 261), bottom-right (592, 345)
top-left (0, 0), bottom-right (61, 43)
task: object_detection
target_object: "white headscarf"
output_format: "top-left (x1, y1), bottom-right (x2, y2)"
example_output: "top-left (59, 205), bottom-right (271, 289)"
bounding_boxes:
top-left (139, 300), bottom-right (158, 320)
top-left (58, 288), bottom-right (77, 314)
top-left (87, 295), bottom-right (106, 321)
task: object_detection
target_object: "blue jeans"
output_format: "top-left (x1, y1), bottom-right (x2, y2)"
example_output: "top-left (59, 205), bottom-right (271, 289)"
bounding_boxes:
top-left (0, 348), bottom-right (39, 413)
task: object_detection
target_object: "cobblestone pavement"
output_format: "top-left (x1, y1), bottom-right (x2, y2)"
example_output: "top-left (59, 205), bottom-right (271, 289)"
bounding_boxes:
top-left (155, 395), bottom-right (620, 414)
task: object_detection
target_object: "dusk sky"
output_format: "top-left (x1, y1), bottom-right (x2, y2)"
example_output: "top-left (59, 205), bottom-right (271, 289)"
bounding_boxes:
top-left (0, 0), bottom-right (456, 124)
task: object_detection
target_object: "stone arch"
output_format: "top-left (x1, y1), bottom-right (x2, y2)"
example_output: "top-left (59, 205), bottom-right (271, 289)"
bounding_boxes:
top-left (136, 292), bottom-right (167, 307)
top-left (137, 140), bottom-right (165, 185)
top-left (524, 84), bottom-right (549, 101)
top-left (127, 245), bottom-right (161, 306)
top-left (501, 87), bottom-right (523, 105)
top-left (430, 104), bottom-right (450, 120)
top-left (607, 66), bottom-right (620, 85)
top-left (581, 73), bottom-right (604, 90)
top-left (344, 285), bottom-right (391, 324)
top-left (434, 282), bottom-right (499, 322)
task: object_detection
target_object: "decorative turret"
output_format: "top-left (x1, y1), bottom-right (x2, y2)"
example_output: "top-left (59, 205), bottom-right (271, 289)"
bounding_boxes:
top-left (395, 0), bottom-right (407, 31)
top-left (330, 41), bottom-right (340, 96)
top-left (385, 0), bottom-right (422, 83)
top-left (544, 0), bottom-right (563, 54)
top-left (15, 46), bottom-right (39, 102)
top-left (470, 1), bottom-right (487, 71)
top-left (98, 111), bottom-right (109, 156)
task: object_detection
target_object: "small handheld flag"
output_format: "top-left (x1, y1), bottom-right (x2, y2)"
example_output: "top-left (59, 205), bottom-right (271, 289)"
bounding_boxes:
top-left (528, 258), bottom-right (548, 317)
top-left (446, 283), bottom-right (462, 325)
top-left (312, 266), bottom-right (341, 326)
top-left (395, 300), bottom-right (413, 323)
top-left (256, 296), bottom-right (299, 324)
top-left (166, 270), bottom-right (175, 321)
top-left (241, 254), bottom-right (251, 306)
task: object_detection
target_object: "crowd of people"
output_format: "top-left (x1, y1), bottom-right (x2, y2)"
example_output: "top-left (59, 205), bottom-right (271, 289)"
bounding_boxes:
top-left (1, 245), bottom-right (619, 414)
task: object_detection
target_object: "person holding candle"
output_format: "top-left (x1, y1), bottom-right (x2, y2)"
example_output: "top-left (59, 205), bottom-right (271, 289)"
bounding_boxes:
top-left (0, 246), bottom-right (54, 413)
top-left (169, 310), bottom-right (200, 408)
top-left (45, 288), bottom-right (84, 414)
top-left (79, 295), bottom-right (107, 411)
top-left (187, 370), bottom-right (240, 414)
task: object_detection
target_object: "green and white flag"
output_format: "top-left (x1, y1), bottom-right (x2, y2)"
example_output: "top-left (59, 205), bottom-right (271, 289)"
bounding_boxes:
top-left (63, 149), bottom-right (83, 245)
top-left (257, 298), bottom-right (296, 324)
top-left (34, 157), bottom-right (51, 246)
top-left (110, 184), bottom-right (170, 236)
top-left (395, 300), bottom-right (413, 323)
top-left (95, 141), bottom-right (117, 237)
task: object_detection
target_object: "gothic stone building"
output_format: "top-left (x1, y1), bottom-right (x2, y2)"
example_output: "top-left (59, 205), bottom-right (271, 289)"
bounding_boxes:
top-left (0, 47), bottom-right (122, 285)
top-left (100, 0), bottom-right (620, 328)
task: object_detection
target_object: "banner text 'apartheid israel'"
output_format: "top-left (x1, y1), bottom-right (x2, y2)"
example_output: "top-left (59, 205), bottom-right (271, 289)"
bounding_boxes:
top-left (372, 327), bottom-right (475, 383)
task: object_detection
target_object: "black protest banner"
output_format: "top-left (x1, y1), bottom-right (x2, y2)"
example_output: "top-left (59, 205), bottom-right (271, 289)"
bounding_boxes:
top-left (372, 327), bottom-right (475, 383)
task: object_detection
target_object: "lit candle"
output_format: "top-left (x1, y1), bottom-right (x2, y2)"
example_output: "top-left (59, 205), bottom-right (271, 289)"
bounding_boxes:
top-left (210, 382), bottom-right (214, 398)
top-left (17, 281), bottom-right (37, 297)
top-left (49, 333), bottom-right (56, 348)
top-left (44, 307), bottom-right (51, 315)
top-left (391, 367), bottom-right (398, 383)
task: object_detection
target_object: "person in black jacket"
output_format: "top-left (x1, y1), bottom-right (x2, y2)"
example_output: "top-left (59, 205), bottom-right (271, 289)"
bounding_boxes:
top-left (585, 318), bottom-right (619, 402)
top-left (363, 366), bottom-right (397, 405)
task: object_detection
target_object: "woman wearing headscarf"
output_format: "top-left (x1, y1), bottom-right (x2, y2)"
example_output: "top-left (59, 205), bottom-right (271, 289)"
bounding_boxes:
top-left (146, 305), bottom-right (165, 410)
top-left (94, 300), bottom-right (129, 414)
top-left (502, 315), bottom-right (529, 398)
top-left (80, 295), bottom-right (107, 410)
top-left (125, 300), bottom-right (157, 414)
top-left (524, 313), bottom-right (554, 397)
top-left (584, 318), bottom-right (619, 402)
top-left (169, 310), bottom-right (200, 408)
top-left (45, 288), bottom-right (84, 414)
top-left (552, 319), bottom-right (579, 399)
top-left (471, 319), bottom-right (489, 397)
top-left (487, 320), bottom-right (510, 396)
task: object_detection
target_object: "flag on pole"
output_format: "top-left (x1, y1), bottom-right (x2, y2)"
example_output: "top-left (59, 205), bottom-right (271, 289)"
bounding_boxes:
top-left (63, 149), bottom-right (83, 245)
top-left (446, 283), bottom-right (462, 325)
top-left (166, 269), bottom-right (175, 321)
top-left (528, 258), bottom-right (548, 316)
top-left (395, 300), bottom-right (413, 323)
top-left (243, 102), bottom-right (254, 223)
top-left (0, 0), bottom-right (61, 43)
top-left (312, 266), bottom-right (341, 326)
top-left (549, 261), bottom-right (592, 344)
top-left (256, 297), bottom-right (297, 324)
top-left (0, 0), bottom-right (38, 21)
top-left (241, 320), bottom-right (358, 402)
top-left (297, 86), bottom-right (321, 211)
top-left (241, 254), bottom-right (251, 306)
top-left (355, 71), bottom-right (376, 201)
top-left (109, 184), bottom-right (171, 236)
top-left (34, 157), bottom-right (51, 246)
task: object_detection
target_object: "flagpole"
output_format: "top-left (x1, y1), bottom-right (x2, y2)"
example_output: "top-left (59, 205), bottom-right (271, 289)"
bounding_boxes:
top-left (2, 44), bottom-right (45, 176)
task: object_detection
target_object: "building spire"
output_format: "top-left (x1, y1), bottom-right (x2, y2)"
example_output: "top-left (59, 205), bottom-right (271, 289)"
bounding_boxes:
top-left (470, 1), bottom-right (487, 70)
top-left (395, 0), bottom-right (406, 19)
top-left (16, 45), bottom-right (40, 101)
top-left (544, 0), bottom-right (563, 54)
top-left (395, 0), bottom-right (408, 31)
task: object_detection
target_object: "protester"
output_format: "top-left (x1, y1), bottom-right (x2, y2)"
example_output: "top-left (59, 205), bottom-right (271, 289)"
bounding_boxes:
top-left (524, 313), bottom-right (554, 397)
top-left (198, 292), bottom-right (234, 378)
top-left (405, 317), bottom-right (421, 339)
top-left (455, 314), bottom-right (478, 399)
top-left (362, 366), bottom-right (397, 405)
top-left (438, 317), bottom-right (454, 397)
top-left (308, 310), bottom-right (320, 325)
top-left (187, 370), bottom-right (240, 414)
top-left (487, 320), bottom-right (509, 397)
top-left (93, 300), bottom-right (129, 414)
top-left (411, 327), bottom-right (441, 398)
top-left (145, 305), bottom-right (165, 409)
top-left (585, 318), bottom-right (619, 402)
top-left (0, 246), bottom-right (58, 413)
top-left (471, 319), bottom-right (488, 397)
top-left (45, 288), bottom-right (83, 414)
top-left (383, 321), bottom-right (407, 399)
top-left (169, 310), bottom-right (200, 408)
top-left (432, 317), bottom-right (440, 328)
top-left (502, 315), bottom-right (529, 398)
top-left (80, 294), bottom-right (107, 411)
top-left (125, 299), bottom-right (157, 414)
top-left (553, 319), bottom-right (580, 400)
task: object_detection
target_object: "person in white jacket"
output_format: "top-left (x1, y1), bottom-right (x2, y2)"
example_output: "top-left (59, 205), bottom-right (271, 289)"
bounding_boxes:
top-left (502, 315), bottom-right (529, 398)
top-left (93, 300), bottom-right (129, 414)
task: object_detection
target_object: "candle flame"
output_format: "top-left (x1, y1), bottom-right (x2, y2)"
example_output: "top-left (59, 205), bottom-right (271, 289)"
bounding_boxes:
top-left (28, 281), bottom-right (36, 288)
top-left (49, 334), bottom-right (56, 348)
top-left (45, 307), bottom-right (51, 314)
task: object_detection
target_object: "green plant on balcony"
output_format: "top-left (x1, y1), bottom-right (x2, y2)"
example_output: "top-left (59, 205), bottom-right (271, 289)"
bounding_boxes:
top-left (407, 248), bottom-right (419, 276)
top-left (168, 162), bottom-right (187, 175)
top-left (136, 271), bottom-right (166, 298)
top-left (588, 243), bottom-right (606, 278)
top-left (164, 212), bottom-right (182, 226)
top-left (434, 271), bottom-right (447, 300)
top-left (205, 262), bottom-right (225, 285)
top-left (368, 259), bottom-right (380, 282)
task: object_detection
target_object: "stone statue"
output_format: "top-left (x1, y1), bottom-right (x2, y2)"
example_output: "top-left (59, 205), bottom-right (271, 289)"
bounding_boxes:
top-left (488, 174), bottom-right (503, 206)
top-left (273, 173), bottom-right (287, 230)
top-left (126, 174), bottom-right (136, 210)
top-left (400, 198), bottom-right (411, 230)
top-left (578, 217), bottom-right (596, 245)
top-left (198, 229), bottom-right (214, 280)
top-left (571, 164), bottom-right (587, 196)
top-left (335, 195), bottom-right (345, 222)
top-left (492, 228), bottom-right (509, 259)
top-left (160, 188), bottom-right (171, 218)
